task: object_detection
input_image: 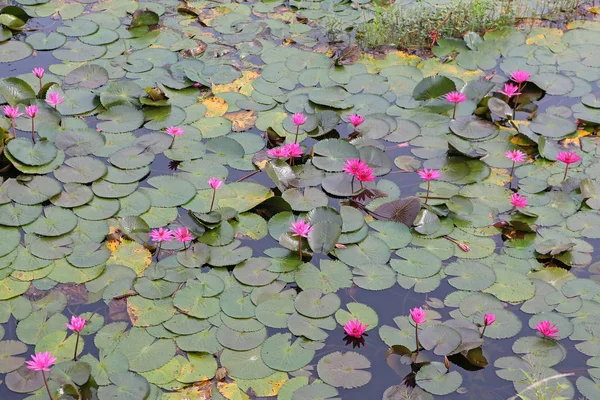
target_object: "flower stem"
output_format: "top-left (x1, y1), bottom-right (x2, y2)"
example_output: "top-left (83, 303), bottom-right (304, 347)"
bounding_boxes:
top-left (11, 119), bottom-right (16, 139)
top-left (452, 104), bottom-right (457, 119)
top-left (156, 242), bottom-right (162, 261)
top-left (169, 136), bottom-right (175, 149)
top-left (294, 125), bottom-right (299, 144)
top-left (209, 189), bottom-right (216, 212)
top-left (42, 370), bottom-right (52, 400)
top-left (424, 180), bottom-right (430, 205)
top-left (509, 160), bottom-right (515, 183)
top-left (480, 325), bottom-right (487, 339)
top-left (31, 118), bottom-right (35, 144)
top-left (563, 165), bottom-right (569, 182)
top-left (298, 239), bottom-right (302, 261)
top-left (73, 332), bottom-right (79, 361)
top-left (38, 78), bottom-right (43, 98)
top-left (351, 175), bottom-right (355, 193)
top-left (415, 324), bottom-right (420, 354)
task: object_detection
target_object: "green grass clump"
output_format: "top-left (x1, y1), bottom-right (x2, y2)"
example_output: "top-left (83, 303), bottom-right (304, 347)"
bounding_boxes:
top-left (356, 0), bottom-right (516, 50)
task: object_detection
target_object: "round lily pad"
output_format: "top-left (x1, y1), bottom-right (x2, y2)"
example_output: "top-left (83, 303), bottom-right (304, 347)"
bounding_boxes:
top-left (416, 362), bottom-right (463, 396)
top-left (444, 260), bottom-right (496, 291)
top-left (261, 333), bottom-right (315, 372)
top-left (294, 289), bottom-right (340, 318)
top-left (6, 139), bottom-right (57, 166)
top-left (317, 351), bottom-right (371, 389)
top-left (334, 302), bottom-right (378, 331)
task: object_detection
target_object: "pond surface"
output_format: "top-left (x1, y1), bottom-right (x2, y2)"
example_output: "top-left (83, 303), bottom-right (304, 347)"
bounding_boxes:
top-left (1, 0), bottom-right (600, 399)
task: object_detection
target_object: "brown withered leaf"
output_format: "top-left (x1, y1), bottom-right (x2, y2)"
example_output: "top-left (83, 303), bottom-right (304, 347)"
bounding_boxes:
top-left (224, 110), bottom-right (256, 131)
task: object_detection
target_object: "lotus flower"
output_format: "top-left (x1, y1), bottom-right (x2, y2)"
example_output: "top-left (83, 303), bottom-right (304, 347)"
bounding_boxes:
top-left (291, 113), bottom-right (307, 126)
top-left (410, 307), bottom-right (427, 353)
top-left (291, 219), bottom-right (313, 260)
top-left (511, 70), bottom-right (530, 84)
top-left (536, 320), bottom-right (559, 338)
top-left (445, 91), bottom-right (467, 119)
top-left (4, 105), bottom-right (23, 139)
top-left (66, 316), bottom-right (86, 332)
top-left (510, 193), bottom-right (528, 209)
top-left (173, 227), bottom-right (193, 248)
top-left (505, 149), bottom-right (526, 163)
top-left (208, 177), bottom-right (224, 190)
top-left (284, 143), bottom-right (303, 158)
top-left (349, 114), bottom-right (364, 127)
top-left (67, 315), bottom-right (86, 361)
top-left (166, 126), bottom-right (184, 136)
top-left (25, 105), bottom-right (38, 118)
top-left (356, 166), bottom-right (375, 182)
top-left (418, 169), bottom-right (440, 205)
top-left (33, 67), bottom-right (44, 79)
top-left (344, 318), bottom-right (369, 338)
top-left (410, 307), bottom-right (427, 325)
top-left (417, 169), bottom-right (440, 181)
top-left (26, 352), bottom-right (56, 372)
top-left (343, 158), bottom-right (367, 176)
top-left (46, 92), bottom-right (64, 108)
top-left (267, 146), bottom-right (288, 158)
top-left (290, 219), bottom-right (313, 238)
top-left (149, 227), bottom-right (173, 242)
top-left (291, 113), bottom-right (307, 144)
top-left (499, 83), bottom-right (521, 98)
top-left (484, 314), bottom-right (495, 326)
top-left (445, 91), bottom-right (467, 104)
top-left (557, 151), bottom-right (581, 181)
top-left (26, 352), bottom-right (56, 399)
top-left (208, 177), bottom-right (224, 212)
top-left (458, 243), bottom-right (470, 252)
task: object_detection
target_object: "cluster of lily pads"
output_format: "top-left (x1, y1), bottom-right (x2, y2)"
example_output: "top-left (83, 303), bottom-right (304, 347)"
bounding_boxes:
top-left (2, 0), bottom-right (600, 398)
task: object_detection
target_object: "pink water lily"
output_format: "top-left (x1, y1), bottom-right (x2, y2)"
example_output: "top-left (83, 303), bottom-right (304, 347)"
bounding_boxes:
top-left (66, 315), bottom-right (86, 332)
top-left (291, 113), bottom-right (307, 126)
top-left (291, 113), bottom-right (307, 144)
top-left (505, 149), bottom-right (526, 163)
top-left (208, 177), bottom-right (224, 212)
top-left (149, 227), bottom-right (173, 261)
top-left (173, 227), bottom-right (194, 249)
top-left (480, 313), bottom-right (495, 338)
top-left (284, 143), bottom-right (303, 158)
top-left (536, 320), bottom-right (559, 338)
top-left (349, 114), bottom-right (364, 128)
top-left (46, 92), bottom-right (64, 109)
top-left (166, 126), bottom-right (184, 136)
top-left (445, 91), bottom-right (467, 119)
top-left (33, 67), bottom-right (44, 80)
top-left (26, 105), bottom-right (39, 143)
top-left (511, 70), bottom-right (530, 84)
top-left (291, 219), bottom-right (313, 260)
top-left (26, 352), bottom-right (56, 372)
top-left (445, 91), bottom-right (467, 104)
top-left (149, 227), bottom-right (173, 243)
top-left (418, 169), bottom-right (440, 205)
top-left (410, 307), bottom-right (427, 325)
top-left (67, 315), bottom-right (86, 361)
top-left (506, 149), bottom-right (526, 183)
top-left (418, 169), bottom-right (440, 181)
top-left (4, 105), bottom-right (23, 139)
top-left (27, 352), bottom-right (56, 400)
top-left (557, 151), bottom-right (581, 181)
top-left (356, 166), bottom-right (375, 182)
top-left (291, 219), bottom-right (313, 238)
top-left (344, 318), bottom-right (369, 338)
top-left (284, 142), bottom-right (303, 165)
top-left (267, 146), bottom-right (288, 158)
top-left (458, 243), bottom-right (470, 252)
top-left (499, 83), bottom-right (521, 98)
top-left (410, 307), bottom-right (427, 353)
top-left (511, 193), bottom-right (528, 209)
top-left (343, 158), bottom-right (367, 176)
